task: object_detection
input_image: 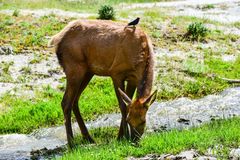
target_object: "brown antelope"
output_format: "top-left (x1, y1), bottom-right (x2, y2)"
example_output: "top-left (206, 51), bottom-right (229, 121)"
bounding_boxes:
top-left (48, 19), bottom-right (157, 147)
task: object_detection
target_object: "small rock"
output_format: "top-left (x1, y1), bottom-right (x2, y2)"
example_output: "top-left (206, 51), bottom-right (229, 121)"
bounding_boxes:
top-left (206, 145), bottom-right (225, 157)
top-left (176, 150), bottom-right (199, 159)
top-left (0, 46), bottom-right (14, 55)
top-left (128, 154), bottom-right (161, 160)
top-left (197, 156), bottom-right (217, 160)
top-left (159, 154), bottom-right (172, 160)
top-left (161, 154), bottom-right (177, 160)
top-left (210, 115), bottom-right (220, 121)
top-left (177, 118), bottom-right (190, 125)
top-left (230, 148), bottom-right (240, 160)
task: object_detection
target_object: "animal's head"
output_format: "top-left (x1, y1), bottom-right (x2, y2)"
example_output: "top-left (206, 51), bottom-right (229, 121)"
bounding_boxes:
top-left (118, 88), bottom-right (157, 142)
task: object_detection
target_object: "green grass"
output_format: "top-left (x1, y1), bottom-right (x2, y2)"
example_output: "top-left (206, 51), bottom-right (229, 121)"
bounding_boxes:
top-left (233, 22), bottom-right (240, 29)
top-left (0, 0), bottom-right (172, 12)
top-left (59, 117), bottom-right (240, 159)
top-left (156, 72), bottom-right (227, 100)
top-left (140, 12), bottom-right (240, 100)
top-left (198, 4), bottom-right (215, 10)
top-left (186, 22), bottom-right (209, 41)
top-left (0, 61), bottom-right (14, 82)
top-left (206, 56), bottom-right (240, 79)
top-left (0, 77), bottom-right (118, 134)
top-left (155, 53), bottom-right (240, 100)
top-left (0, 13), bottom-right (72, 53)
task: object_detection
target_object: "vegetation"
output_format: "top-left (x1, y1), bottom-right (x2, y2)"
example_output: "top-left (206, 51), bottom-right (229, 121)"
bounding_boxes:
top-left (0, 13), bottom-right (71, 53)
top-left (12, 9), bottom-right (19, 17)
top-left (185, 22), bottom-right (209, 41)
top-left (60, 117), bottom-right (240, 159)
top-left (0, 61), bottom-right (14, 74)
top-left (0, 77), bottom-right (118, 134)
top-left (1, 51), bottom-right (238, 132)
top-left (98, 5), bottom-right (115, 20)
top-left (0, 61), bottom-right (14, 82)
top-left (0, 0), bottom-right (172, 12)
top-left (197, 4), bottom-right (215, 10)
top-left (233, 22), bottom-right (240, 29)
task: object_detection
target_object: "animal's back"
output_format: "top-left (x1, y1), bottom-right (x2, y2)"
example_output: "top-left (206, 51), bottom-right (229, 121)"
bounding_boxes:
top-left (49, 20), bottom-right (152, 77)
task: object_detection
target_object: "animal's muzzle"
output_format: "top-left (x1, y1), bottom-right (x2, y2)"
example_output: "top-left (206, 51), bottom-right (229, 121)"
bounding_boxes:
top-left (127, 123), bottom-right (142, 142)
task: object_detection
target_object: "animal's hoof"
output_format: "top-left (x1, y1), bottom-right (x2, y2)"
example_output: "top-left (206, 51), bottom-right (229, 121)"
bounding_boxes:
top-left (68, 142), bottom-right (75, 150)
top-left (117, 136), bottom-right (123, 141)
top-left (117, 134), bottom-right (131, 141)
top-left (117, 133), bottom-right (125, 141)
top-left (84, 136), bottom-right (95, 144)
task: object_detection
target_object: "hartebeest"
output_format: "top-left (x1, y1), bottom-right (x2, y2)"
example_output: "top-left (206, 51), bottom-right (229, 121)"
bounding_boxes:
top-left (48, 19), bottom-right (156, 147)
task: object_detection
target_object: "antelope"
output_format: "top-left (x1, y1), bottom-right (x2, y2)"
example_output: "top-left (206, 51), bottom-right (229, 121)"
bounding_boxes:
top-left (48, 19), bottom-right (157, 147)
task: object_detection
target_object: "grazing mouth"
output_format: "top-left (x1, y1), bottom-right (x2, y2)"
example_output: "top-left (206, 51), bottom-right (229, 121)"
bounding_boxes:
top-left (127, 123), bottom-right (142, 142)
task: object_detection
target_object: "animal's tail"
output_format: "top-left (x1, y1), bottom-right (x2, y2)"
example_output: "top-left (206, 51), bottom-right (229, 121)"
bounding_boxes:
top-left (47, 32), bottom-right (64, 49)
top-left (47, 20), bottom-right (77, 49)
top-left (47, 36), bottom-right (56, 48)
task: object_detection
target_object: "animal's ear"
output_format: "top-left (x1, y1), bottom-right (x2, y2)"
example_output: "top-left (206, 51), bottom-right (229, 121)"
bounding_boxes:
top-left (118, 88), bottom-right (132, 106)
top-left (143, 90), bottom-right (157, 108)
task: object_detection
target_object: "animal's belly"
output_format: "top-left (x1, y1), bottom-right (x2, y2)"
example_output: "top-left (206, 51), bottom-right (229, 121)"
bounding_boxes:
top-left (88, 60), bottom-right (132, 77)
top-left (89, 63), bottom-right (111, 76)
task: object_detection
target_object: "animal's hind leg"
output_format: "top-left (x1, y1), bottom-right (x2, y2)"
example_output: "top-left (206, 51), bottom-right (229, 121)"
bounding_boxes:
top-left (61, 66), bottom-right (87, 148)
top-left (72, 72), bottom-right (95, 143)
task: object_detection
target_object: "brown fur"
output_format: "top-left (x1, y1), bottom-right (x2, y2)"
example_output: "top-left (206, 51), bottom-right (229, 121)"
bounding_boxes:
top-left (49, 19), bottom-right (156, 146)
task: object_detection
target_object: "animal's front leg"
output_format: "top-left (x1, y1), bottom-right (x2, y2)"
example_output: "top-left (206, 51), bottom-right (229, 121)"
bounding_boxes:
top-left (112, 77), bottom-right (130, 140)
top-left (118, 118), bottom-right (130, 140)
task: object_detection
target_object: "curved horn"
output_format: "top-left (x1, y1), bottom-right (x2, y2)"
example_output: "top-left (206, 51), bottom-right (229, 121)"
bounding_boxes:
top-left (118, 88), bottom-right (132, 105)
top-left (143, 90), bottom-right (157, 108)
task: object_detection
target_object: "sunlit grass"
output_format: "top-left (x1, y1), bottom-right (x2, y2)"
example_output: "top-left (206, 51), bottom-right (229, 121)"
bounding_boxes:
top-left (0, 77), bottom-right (118, 134)
top-left (60, 117), bottom-right (240, 159)
top-left (0, 13), bottom-right (72, 53)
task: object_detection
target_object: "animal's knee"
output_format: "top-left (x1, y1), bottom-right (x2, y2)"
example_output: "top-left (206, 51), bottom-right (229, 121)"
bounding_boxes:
top-left (61, 98), bottom-right (72, 115)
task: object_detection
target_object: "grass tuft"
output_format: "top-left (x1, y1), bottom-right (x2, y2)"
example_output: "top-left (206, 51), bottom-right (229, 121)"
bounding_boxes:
top-left (98, 5), bottom-right (115, 20)
top-left (185, 22), bottom-right (209, 41)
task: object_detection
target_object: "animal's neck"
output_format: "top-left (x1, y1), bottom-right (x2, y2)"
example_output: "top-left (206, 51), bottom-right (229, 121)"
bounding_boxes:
top-left (137, 50), bottom-right (154, 99)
